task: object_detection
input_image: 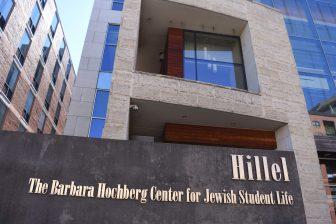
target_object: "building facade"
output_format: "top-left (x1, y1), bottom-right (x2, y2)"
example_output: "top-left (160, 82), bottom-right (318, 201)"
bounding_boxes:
top-left (255, 0), bottom-right (336, 222)
top-left (65, 0), bottom-right (334, 222)
top-left (0, 0), bottom-right (76, 134)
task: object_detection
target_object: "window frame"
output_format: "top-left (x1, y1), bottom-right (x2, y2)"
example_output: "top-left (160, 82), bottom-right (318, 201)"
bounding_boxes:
top-left (16, 29), bottom-right (32, 66)
top-left (28, 2), bottom-right (41, 35)
top-left (41, 34), bottom-right (52, 63)
top-left (182, 30), bottom-right (247, 90)
top-left (54, 103), bottom-right (61, 126)
top-left (0, 0), bottom-right (15, 31)
top-left (22, 90), bottom-right (35, 123)
top-left (49, 12), bottom-right (59, 38)
top-left (3, 62), bottom-right (20, 101)
top-left (33, 61), bottom-right (44, 91)
top-left (44, 84), bottom-right (53, 111)
top-left (111, 0), bottom-right (124, 11)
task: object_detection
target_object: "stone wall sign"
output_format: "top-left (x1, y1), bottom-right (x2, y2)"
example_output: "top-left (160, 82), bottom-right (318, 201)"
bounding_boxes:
top-left (0, 132), bottom-right (306, 223)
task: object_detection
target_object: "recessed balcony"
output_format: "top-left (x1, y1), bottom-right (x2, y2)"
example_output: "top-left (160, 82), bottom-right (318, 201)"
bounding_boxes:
top-left (136, 0), bottom-right (260, 93)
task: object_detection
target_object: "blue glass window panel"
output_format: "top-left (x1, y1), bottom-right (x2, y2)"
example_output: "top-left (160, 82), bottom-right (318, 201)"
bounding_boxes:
top-left (308, 0), bottom-right (336, 25)
top-left (255, 0), bottom-right (274, 7)
top-left (89, 118), bottom-right (105, 138)
top-left (106, 25), bottom-right (120, 45)
top-left (322, 42), bottom-right (336, 75)
top-left (101, 45), bottom-right (116, 72)
top-left (97, 72), bottom-right (112, 90)
top-left (183, 58), bottom-right (197, 81)
top-left (51, 14), bottom-right (58, 32)
top-left (112, 2), bottom-right (123, 11)
top-left (285, 18), bottom-right (316, 39)
top-left (273, 0), bottom-right (309, 19)
top-left (195, 33), bottom-right (242, 64)
top-left (316, 24), bottom-right (336, 43)
top-left (17, 31), bottom-right (31, 65)
top-left (6, 63), bottom-right (19, 90)
top-left (93, 90), bottom-right (109, 118)
top-left (31, 3), bottom-right (41, 28)
top-left (290, 37), bottom-right (329, 74)
top-left (0, 0), bottom-right (13, 22)
top-left (300, 73), bottom-right (336, 110)
top-left (196, 60), bottom-right (237, 87)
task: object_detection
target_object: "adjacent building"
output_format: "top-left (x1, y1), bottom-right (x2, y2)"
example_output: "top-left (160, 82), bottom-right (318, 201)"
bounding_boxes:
top-left (0, 0), bottom-right (76, 134)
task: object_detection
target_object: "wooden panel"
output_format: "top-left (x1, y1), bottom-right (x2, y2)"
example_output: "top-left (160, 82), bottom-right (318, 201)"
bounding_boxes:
top-left (164, 123), bottom-right (277, 150)
top-left (166, 28), bottom-right (184, 78)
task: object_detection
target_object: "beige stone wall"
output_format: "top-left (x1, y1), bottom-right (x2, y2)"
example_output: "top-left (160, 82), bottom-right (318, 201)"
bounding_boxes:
top-left (100, 0), bottom-right (333, 223)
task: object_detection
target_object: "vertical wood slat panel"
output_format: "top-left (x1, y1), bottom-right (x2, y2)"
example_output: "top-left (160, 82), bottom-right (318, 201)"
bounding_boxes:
top-left (166, 28), bottom-right (184, 78)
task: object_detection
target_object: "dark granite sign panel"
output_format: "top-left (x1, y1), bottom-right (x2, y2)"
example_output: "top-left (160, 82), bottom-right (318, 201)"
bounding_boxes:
top-left (0, 132), bottom-right (306, 224)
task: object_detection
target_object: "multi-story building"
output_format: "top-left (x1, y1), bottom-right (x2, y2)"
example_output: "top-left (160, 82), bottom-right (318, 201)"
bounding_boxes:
top-left (255, 0), bottom-right (336, 221)
top-left (0, 0), bottom-right (76, 134)
top-left (65, 0), bottom-right (334, 222)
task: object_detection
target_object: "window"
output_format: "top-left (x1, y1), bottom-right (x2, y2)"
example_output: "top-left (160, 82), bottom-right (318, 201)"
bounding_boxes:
top-left (97, 72), bottom-right (112, 90)
top-left (322, 42), bottom-right (336, 75)
top-left (54, 103), bottom-right (61, 126)
top-left (273, 0), bottom-right (309, 20)
top-left (184, 31), bottom-right (247, 89)
top-left (39, 0), bottom-right (47, 8)
top-left (0, 100), bottom-right (7, 128)
top-left (312, 121), bottom-right (321, 127)
top-left (112, 0), bottom-right (124, 11)
top-left (28, 2), bottom-right (41, 34)
top-left (92, 90), bottom-right (109, 118)
top-left (300, 74), bottom-right (336, 110)
top-left (37, 111), bottom-right (46, 133)
top-left (320, 158), bottom-right (336, 214)
top-left (89, 118), bottom-right (105, 138)
top-left (41, 35), bottom-right (51, 62)
top-left (3, 63), bottom-right (19, 101)
top-left (255, 0), bottom-right (273, 7)
top-left (290, 37), bottom-right (329, 74)
top-left (16, 30), bottom-right (31, 65)
top-left (23, 90), bottom-right (34, 122)
top-left (0, 0), bottom-right (14, 30)
top-left (51, 127), bottom-right (56, 135)
top-left (44, 85), bottom-right (53, 110)
top-left (60, 80), bottom-right (66, 101)
top-left (51, 61), bottom-right (60, 85)
top-left (50, 13), bottom-right (58, 38)
top-left (89, 25), bottom-right (120, 139)
top-left (324, 121), bottom-right (336, 136)
top-left (101, 25), bottom-right (120, 72)
top-left (33, 61), bottom-right (43, 91)
top-left (58, 38), bottom-right (66, 61)
top-left (65, 60), bottom-right (72, 80)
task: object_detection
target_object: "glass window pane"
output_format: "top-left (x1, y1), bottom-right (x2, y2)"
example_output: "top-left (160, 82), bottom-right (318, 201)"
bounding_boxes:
top-left (300, 73), bottom-right (336, 110)
top-left (322, 42), bottom-right (336, 75)
top-left (255, 0), bottom-right (274, 7)
top-left (17, 31), bottom-right (31, 64)
top-left (184, 32), bottom-right (195, 58)
top-left (196, 60), bottom-right (245, 88)
top-left (184, 58), bottom-right (197, 81)
top-left (93, 90), bottom-right (109, 118)
top-left (196, 33), bottom-right (243, 64)
top-left (273, 0), bottom-right (309, 19)
top-left (316, 24), bottom-right (336, 43)
top-left (37, 111), bottom-right (46, 132)
top-left (89, 118), bottom-right (105, 138)
top-left (112, 2), bottom-right (123, 11)
top-left (106, 25), bottom-right (120, 45)
top-left (285, 18), bottom-right (316, 39)
top-left (6, 63), bottom-right (19, 90)
top-left (101, 45), bottom-right (116, 72)
top-left (290, 37), bottom-right (329, 74)
top-left (0, 100), bottom-right (6, 127)
top-left (0, 0), bottom-right (13, 21)
top-left (42, 36), bottom-right (51, 61)
top-left (97, 72), bottom-right (112, 90)
top-left (31, 3), bottom-right (41, 27)
top-left (309, 0), bottom-right (336, 25)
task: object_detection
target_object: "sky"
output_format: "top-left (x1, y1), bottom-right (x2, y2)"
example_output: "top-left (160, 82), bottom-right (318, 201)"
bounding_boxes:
top-left (55, 0), bottom-right (94, 72)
